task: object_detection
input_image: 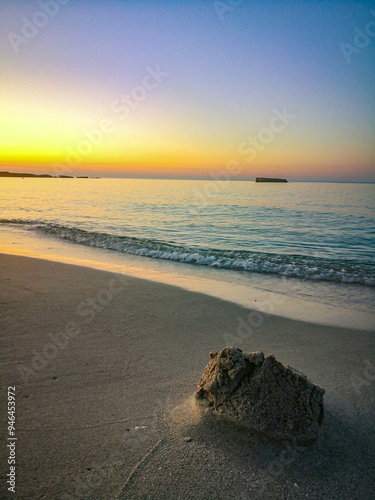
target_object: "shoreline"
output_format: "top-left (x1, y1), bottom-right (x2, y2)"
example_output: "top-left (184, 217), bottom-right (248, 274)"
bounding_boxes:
top-left (0, 246), bottom-right (373, 332)
top-left (1, 253), bottom-right (374, 499)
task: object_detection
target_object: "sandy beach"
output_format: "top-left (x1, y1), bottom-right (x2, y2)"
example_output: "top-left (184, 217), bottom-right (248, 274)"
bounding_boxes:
top-left (1, 253), bottom-right (374, 499)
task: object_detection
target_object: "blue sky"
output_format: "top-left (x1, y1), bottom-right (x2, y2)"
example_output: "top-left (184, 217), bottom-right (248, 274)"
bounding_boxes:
top-left (1, 0), bottom-right (374, 180)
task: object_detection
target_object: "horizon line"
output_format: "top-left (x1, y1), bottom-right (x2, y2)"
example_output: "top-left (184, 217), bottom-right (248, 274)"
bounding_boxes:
top-left (1, 170), bottom-right (374, 183)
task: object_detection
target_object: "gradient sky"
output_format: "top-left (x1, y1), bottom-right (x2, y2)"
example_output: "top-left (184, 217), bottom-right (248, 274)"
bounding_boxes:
top-left (0, 0), bottom-right (374, 180)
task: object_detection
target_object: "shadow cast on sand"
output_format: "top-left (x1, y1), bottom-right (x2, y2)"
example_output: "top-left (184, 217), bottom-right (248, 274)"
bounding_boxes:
top-left (119, 396), bottom-right (375, 500)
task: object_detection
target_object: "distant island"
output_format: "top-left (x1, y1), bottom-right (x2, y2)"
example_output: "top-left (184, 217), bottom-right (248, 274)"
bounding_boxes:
top-left (0, 171), bottom-right (99, 179)
top-left (256, 177), bottom-right (288, 183)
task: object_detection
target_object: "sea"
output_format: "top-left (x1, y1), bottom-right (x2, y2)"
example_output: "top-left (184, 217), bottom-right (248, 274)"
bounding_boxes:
top-left (1, 178), bottom-right (374, 330)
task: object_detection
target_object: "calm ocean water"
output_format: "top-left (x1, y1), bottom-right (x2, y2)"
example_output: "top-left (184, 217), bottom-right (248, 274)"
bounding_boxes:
top-left (1, 178), bottom-right (374, 327)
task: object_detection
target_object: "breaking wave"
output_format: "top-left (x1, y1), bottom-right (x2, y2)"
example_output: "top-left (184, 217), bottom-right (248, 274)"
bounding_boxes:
top-left (1, 219), bottom-right (374, 286)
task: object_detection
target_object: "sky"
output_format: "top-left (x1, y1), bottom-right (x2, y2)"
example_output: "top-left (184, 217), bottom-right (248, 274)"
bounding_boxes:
top-left (0, 0), bottom-right (374, 181)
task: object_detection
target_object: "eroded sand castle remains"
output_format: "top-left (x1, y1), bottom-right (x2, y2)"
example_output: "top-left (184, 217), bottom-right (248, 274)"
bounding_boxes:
top-left (195, 347), bottom-right (325, 442)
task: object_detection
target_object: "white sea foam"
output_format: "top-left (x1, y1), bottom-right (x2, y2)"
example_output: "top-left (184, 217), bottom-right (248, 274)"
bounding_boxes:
top-left (1, 219), bottom-right (374, 287)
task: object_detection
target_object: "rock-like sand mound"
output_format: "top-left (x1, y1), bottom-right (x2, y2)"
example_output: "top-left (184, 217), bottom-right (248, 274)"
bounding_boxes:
top-left (195, 347), bottom-right (325, 442)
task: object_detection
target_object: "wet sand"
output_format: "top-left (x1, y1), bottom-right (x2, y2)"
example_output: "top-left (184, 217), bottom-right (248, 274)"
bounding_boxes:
top-left (0, 253), bottom-right (374, 499)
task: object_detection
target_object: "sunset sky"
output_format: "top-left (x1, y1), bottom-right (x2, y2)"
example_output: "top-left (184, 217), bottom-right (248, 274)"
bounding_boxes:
top-left (1, 0), bottom-right (374, 181)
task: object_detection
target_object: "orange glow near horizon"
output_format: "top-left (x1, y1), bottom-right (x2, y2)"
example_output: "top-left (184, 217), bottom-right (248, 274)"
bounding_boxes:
top-left (1, 103), bottom-right (373, 178)
top-left (1, 90), bottom-right (373, 181)
top-left (2, 129), bottom-right (374, 180)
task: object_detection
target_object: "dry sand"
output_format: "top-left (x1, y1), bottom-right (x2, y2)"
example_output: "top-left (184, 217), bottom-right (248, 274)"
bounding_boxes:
top-left (0, 253), bottom-right (374, 499)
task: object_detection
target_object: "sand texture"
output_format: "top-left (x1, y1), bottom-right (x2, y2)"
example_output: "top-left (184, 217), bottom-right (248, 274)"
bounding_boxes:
top-left (0, 253), bottom-right (374, 499)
